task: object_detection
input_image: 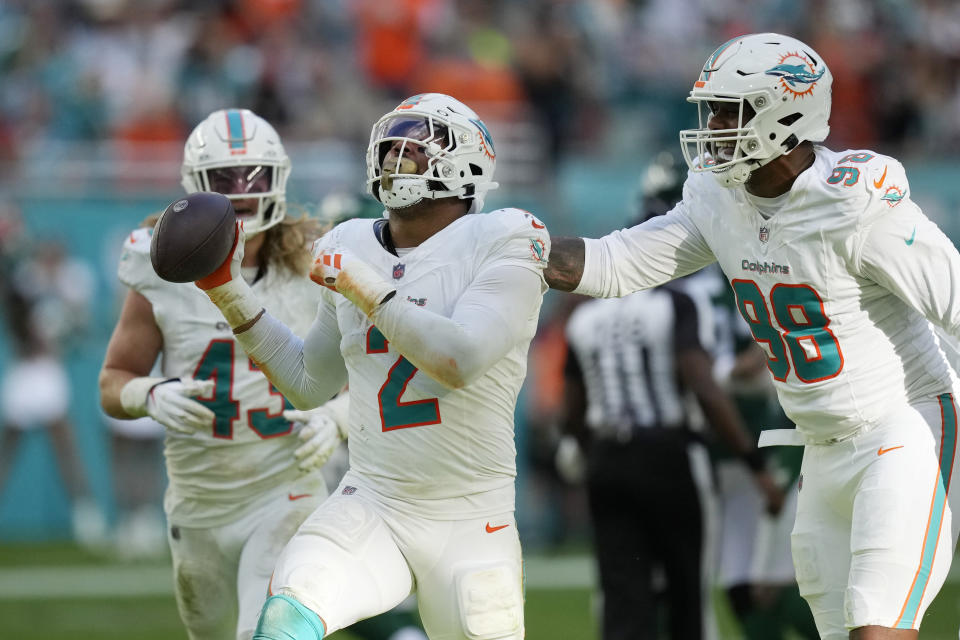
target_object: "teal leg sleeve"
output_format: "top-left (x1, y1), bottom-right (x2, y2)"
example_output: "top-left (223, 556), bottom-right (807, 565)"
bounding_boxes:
top-left (253, 594), bottom-right (326, 640)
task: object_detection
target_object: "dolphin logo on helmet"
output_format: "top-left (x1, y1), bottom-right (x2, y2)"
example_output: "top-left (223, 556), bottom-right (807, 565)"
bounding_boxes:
top-left (680, 33), bottom-right (833, 187)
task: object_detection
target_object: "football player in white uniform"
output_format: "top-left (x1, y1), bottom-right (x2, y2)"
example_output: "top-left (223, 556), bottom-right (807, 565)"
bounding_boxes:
top-left (195, 93), bottom-right (549, 640)
top-left (99, 109), bottom-right (347, 640)
top-left (545, 33), bottom-right (960, 640)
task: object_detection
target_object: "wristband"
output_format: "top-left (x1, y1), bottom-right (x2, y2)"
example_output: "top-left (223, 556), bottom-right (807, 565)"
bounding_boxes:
top-left (120, 376), bottom-right (176, 417)
top-left (203, 277), bottom-right (263, 329)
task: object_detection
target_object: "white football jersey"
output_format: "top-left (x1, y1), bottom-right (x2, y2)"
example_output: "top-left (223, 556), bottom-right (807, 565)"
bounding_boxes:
top-left (119, 228), bottom-right (325, 526)
top-left (581, 147), bottom-right (960, 443)
top-left (316, 209), bottom-right (549, 518)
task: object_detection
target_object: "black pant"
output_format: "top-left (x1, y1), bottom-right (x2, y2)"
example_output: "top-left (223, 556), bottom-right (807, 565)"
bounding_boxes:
top-left (587, 430), bottom-right (706, 640)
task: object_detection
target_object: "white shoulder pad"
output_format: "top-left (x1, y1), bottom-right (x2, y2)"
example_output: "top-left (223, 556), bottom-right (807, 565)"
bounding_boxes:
top-left (822, 149), bottom-right (910, 206)
top-left (315, 218), bottom-right (375, 254)
top-left (117, 227), bottom-right (158, 290)
top-left (475, 208), bottom-right (551, 273)
top-left (861, 153), bottom-right (910, 210)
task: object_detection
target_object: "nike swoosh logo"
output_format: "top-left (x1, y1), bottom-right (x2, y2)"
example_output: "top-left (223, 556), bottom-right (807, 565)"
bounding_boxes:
top-left (485, 523), bottom-right (510, 533)
top-left (288, 493), bottom-right (312, 501)
top-left (905, 226), bottom-right (916, 246)
top-left (873, 165), bottom-right (887, 189)
top-left (877, 446), bottom-right (904, 456)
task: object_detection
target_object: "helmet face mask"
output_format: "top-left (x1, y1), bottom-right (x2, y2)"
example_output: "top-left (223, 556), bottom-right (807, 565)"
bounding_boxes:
top-left (366, 93), bottom-right (498, 213)
top-left (181, 109), bottom-right (291, 235)
top-left (679, 33), bottom-right (832, 187)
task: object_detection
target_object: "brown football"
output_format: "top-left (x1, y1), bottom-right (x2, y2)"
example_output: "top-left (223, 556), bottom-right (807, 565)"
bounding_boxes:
top-left (150, 192), bottom-right (237, 283)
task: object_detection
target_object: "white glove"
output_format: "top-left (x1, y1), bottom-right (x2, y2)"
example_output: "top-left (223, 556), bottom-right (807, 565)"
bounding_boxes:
top-left (120, 376), bottom-right (215, 434)
top-left (196, 223), bottom-right (263, 330)
top-left (555, 435), bottom-right (586, 485)
top-left (285, 406), bottom-right (348, 473)
top-left (310, 248), bottom-right (396, 317)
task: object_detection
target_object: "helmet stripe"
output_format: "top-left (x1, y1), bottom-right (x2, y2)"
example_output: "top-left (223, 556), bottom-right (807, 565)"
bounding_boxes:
top-left (225, 109), bottom-right (247, 155)
top-left (701, 36), bottom-right (742, 81)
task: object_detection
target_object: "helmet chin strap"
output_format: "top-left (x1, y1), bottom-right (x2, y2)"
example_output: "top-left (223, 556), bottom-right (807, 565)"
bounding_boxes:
top-left (379, 176), bottom-right (429, 209)
top-left (714, 162), bottom-right (753, 188)
top-left (713, 150), bottom-right (784, 188)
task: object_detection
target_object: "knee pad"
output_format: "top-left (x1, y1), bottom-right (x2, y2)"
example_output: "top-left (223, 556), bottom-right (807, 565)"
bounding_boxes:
top-left (790, 532), bottom-right (825, 599)
top-left (253, 594), bottom-right (325, 640)
top-left (456, 564), bottom-right (523, 640)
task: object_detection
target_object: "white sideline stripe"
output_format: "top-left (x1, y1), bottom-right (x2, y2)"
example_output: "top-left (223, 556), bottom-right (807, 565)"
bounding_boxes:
top-left (0, 556), bottom-right (597, 600)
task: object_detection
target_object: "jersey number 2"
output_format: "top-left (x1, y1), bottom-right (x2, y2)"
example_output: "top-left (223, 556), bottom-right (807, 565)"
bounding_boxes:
top-left (731, 280), bottom-right (844, 383)
top-left (193, 339), bottom-right (293, 439)
top-left (367, 326), bottom-right (441, 431)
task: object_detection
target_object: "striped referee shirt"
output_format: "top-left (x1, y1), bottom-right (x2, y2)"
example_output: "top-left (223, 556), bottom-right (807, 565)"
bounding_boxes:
top-left (564, 285), bottom-right (703, 440)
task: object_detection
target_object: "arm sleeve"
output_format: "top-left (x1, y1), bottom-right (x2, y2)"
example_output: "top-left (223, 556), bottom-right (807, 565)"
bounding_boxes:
top-left (369, 264), bottom-right (545, 389)
top-left (234, 291), bottom-right (348, 410)
top-left (575, 201), bottom-right (716, 298)
top-left (859, 201), bottom-right (960, 336)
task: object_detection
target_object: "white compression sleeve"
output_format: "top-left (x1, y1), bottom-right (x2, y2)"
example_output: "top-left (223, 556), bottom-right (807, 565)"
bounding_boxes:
top-left (369, 264), bottom-right (544, 389)
top-left (574, 207), bottom-right (715, 298)
top-left (234, 299), bottom-right (347, 410)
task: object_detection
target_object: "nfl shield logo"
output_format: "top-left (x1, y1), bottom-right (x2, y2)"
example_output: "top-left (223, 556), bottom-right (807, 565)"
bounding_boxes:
top-left (392, 263), bottom-right (405, 279)
top-left (759, 227), bottom-right (770, 243)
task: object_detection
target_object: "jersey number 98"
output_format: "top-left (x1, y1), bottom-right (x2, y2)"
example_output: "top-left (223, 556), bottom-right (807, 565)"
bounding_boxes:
top-left (731, 280), bottom-right (844, 383)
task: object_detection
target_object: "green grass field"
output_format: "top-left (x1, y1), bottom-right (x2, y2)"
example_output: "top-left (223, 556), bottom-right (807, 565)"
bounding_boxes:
top-left (3, 543), bottom-right (960, 639)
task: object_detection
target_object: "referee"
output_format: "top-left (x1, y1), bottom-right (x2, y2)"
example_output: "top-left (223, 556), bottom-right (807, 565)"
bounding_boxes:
top-left (557, 153), bottom-right (783, 640)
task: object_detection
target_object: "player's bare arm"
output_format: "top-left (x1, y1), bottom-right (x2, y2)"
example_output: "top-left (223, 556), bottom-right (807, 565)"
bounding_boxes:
top-left (99, 289), bottom-right (163, 418)
top-left (677, 345), bottom-right (784, 516)
top-left (544, 236), bottom-right (585, 292)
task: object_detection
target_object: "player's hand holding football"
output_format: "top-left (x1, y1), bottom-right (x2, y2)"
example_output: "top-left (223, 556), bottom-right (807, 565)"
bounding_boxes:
top-left (310, 248), bottom-right (396, 317)
top-left (120, 376), bottom-right (215, 434)
top-left (195, 223), bottom-right (264, 331)
top-left (195, 220), bottom-right (244, 291)
top-left (284, 406), bottom-right (347, 473)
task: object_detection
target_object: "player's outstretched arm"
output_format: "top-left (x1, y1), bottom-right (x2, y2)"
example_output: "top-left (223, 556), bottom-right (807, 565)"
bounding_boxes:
top-left (546, 211), bottom-right (714, 299)
top-left (544, 237), bottom-right (585, 292)
top-left (196, 224), bottom-right (347, 409)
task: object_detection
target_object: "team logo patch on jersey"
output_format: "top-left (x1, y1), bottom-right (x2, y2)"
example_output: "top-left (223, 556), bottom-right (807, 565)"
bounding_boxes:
top-left (881, 185), bottom-right (904, 207)
top-left (759, 226), bottom-right (770, 243)
top-left (406, 296), bottom-right (427, 306)
top-left (342, 486), bottom-right (357, 495)
top-left (529, 237), bottom-right (546, 263)
top-left (393, 263), bottom-right (405, 279)
top-left (765, 52), bottom-right (825, 99)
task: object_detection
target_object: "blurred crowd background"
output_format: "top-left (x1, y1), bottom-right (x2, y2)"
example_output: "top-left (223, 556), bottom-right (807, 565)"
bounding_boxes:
top-left (3, 0), bottom-right (960, 556)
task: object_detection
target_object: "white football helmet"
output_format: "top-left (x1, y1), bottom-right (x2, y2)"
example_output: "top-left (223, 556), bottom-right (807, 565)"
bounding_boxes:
top-left (366, 93), bottom-right (498, 213)
top-left (679, 33), bottom-right (832, 187)
top-left (181, 109), bottom-right (291, 235)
